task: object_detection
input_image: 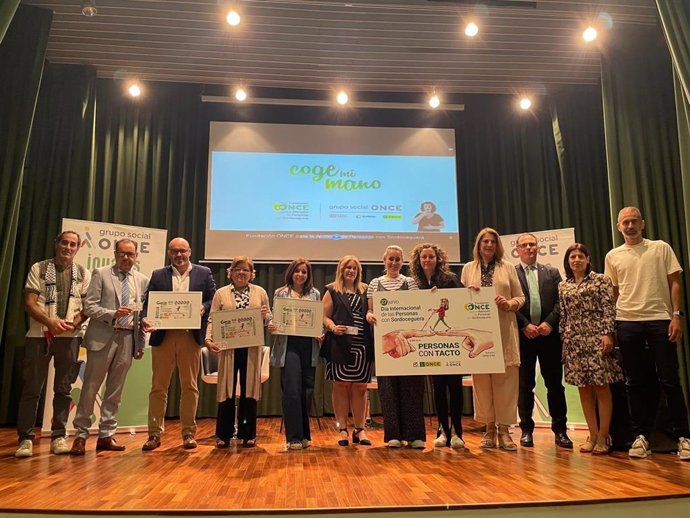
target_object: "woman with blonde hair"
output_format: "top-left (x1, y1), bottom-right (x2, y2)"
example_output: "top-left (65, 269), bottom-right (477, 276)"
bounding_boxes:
top-left (461, 228), bottom-right (524, 450)
top-left (322, 255), bottom-right (374, 446)
top-left (367, 245), bottom-right (425, 449)
top-left (205, 256), bottom-right (271, 449)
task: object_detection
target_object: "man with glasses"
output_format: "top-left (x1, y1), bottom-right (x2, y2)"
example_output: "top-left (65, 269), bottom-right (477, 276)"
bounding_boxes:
top-left (514, 233), bottom-right (572, 449)
top-left (70, 238), bottom-right (149, 455)
top-left (141, 237), bottom-right (216, 451)
top-left (15, 231), bottom-right (90, 457)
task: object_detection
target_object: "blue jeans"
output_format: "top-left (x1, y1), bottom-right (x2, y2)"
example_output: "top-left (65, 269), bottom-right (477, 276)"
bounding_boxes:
top-left (616, 320), bottom-right (690, 439)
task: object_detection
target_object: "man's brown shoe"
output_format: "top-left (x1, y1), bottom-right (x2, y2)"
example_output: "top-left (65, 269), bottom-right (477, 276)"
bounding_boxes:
top-left (182, 435), bottom-right (197, 449)
top-left (96, 436), bottom-right (126, 451)
top-left (70, 437), bottom-right (87, 456)
top-left (142, 435), bottom-right (161, 451)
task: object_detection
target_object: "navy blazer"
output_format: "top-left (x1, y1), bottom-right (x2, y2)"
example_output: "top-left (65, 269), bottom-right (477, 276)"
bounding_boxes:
top-left (144, 264), bottom-right (216, 346)
top-left (515, 262), bottom-right (562, 331)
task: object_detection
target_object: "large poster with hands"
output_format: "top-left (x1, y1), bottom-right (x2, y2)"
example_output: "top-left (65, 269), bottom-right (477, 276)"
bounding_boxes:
top-left (372, 288), bottom-right (505, 376)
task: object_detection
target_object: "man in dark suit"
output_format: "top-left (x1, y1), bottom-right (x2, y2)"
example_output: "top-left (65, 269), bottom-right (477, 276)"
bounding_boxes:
top-left (515, 233), bottom-right (572, 449)
top-left (141, 237), bottom-right (216, 451)
top-left (70, 239), bottom-right (149, 455)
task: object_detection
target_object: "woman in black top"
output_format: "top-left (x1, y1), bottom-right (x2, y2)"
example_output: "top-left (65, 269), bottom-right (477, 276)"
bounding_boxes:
top-left (409, 243), bottom-right (465, 449)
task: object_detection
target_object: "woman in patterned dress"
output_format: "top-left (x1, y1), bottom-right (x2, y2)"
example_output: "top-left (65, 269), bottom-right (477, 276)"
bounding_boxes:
top-left (366, 245), bottom-right (425, 449)
top-left (322, 255), bottom-right (373, 446)
top-left (559, 243), bottom-right (624, 455)
top-left (268, 258), bottom-right (321, 451)
top-left (205, 256), bottom-right (271, 449)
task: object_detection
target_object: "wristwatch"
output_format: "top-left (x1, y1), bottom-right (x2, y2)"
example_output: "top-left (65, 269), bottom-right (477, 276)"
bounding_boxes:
top-left (673, 310), bottom-right (684, 318)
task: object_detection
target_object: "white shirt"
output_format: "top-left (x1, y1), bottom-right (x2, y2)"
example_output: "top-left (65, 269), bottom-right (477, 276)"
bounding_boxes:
top-left (172, 263), bottom-right (193, 292)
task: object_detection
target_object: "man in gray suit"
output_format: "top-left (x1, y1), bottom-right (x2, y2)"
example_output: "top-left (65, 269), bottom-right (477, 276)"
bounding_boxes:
top-left (70, 239), bottom-right (149, 455)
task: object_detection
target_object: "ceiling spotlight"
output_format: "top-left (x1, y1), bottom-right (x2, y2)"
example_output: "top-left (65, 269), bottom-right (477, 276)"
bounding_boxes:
top-left (128, 83), bottom-right (141, 97)
top-left (235, 87), bottom-right (247, 102)
top-left (465, 22), bottom-right (479, 37)
top-left (336, 91), bottom-right (349, 105)
top-left (226, 10), bottom-right (241, 26)
top-left (81, 0), bottom-right (97, 17)
top-left (519, 97), bottom-right (532, 110)
top-left (429, 94), bottom-right (441, 109)
top-left (582, 26), bottom-right (598, 42)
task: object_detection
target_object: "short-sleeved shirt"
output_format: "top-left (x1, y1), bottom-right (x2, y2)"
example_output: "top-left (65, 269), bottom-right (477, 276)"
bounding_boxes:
top-left (24, 259), bottom-right (90, 337)
top-left (604, 238), bottom-right (682, 321)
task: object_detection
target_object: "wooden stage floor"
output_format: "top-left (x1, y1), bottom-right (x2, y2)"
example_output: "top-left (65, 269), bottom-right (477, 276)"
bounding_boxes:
top-left (1, 417), bottom-right (689, 513)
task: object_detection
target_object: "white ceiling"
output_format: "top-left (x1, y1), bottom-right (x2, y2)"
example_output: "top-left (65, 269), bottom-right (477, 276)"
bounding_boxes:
top-left (21, 0), bottom-right (660, 95)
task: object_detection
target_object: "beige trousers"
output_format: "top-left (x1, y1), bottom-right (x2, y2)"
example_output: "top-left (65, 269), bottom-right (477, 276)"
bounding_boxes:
top-left (472, 366), bottom-right (519, 425)
top-left (148, 330), bottom-right (201, 437)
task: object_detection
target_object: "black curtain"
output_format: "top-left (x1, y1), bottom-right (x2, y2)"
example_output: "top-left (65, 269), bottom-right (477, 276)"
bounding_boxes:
top-left (0, 5), bottom-right (52, 422)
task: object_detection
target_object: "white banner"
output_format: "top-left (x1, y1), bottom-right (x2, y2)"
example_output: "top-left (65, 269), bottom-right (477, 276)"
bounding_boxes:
top-left (372, 288), bottom-right (505, 376)
top-left (41, 219), bottom-right (168, 436)
top-left (500, 227), bottom-right (576, 278)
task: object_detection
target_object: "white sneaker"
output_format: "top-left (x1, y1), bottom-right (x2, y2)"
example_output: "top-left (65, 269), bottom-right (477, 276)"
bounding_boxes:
top-left (410, 440), bottom-right (425, 449)
top-left (15, 440), bottom-right (33, 458)
top-left (678, 437), bottom-right (690, 461)
top-left (288, 441), bottom-right (303, 450)
top-left (629, 435), bottom-right (650, 459)
top-left (433, 433), bottom-right (447, 447)
top-left (450, 434), bottom-right (465, 450)
top-left (387, 439), bottom-right (402, 448)
top-left (51, 436), bottom-right (70, 455)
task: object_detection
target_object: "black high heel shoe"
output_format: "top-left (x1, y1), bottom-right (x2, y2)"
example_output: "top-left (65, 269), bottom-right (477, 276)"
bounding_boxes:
top-left (338, 428), bottom-right (349, 446)
top-left (352, 428), bottom-right (371, 446)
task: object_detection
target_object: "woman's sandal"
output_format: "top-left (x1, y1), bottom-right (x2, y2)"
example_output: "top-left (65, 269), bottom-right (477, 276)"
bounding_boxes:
top-left (592, 436), bottom-right (611, 455)
top-left (216, 439), bottom-right (230, 449)
top-left (352, 428), bottom-right (371, 446)
top-left (242, 438), bottom-right (257, 448)
top-left (338, 428), bottom-right (349, 447)
top-left (579, 436), bottom-right (597, 453)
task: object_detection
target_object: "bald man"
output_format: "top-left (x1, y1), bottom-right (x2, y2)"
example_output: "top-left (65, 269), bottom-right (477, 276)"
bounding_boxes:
top-left (141, 237), bottom-right (216, 451)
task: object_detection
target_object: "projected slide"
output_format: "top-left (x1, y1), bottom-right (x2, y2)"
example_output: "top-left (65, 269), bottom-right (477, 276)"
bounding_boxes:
top-left (205, 123), bottom-right (460, 262)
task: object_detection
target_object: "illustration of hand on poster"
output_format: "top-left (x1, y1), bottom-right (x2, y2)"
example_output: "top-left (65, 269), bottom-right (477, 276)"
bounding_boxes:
top-left (372, 288), bottom-right (505, 376)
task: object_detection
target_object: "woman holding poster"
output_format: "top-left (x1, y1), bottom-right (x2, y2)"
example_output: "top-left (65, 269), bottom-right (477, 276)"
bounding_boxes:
top-left (366, 245), bottom-right (425, 449)
top-left (205, 256), bottom-right (271, 449)
top-left (461, 228), bottom-right (524, 451)
top-left (558, 243), bottom-right (623, 455)
top-left (409, 243), bottom-right (465, 449)
top-left (268, 258), bottom-right (321, 451)
top-left (322, 255), bottom-right (373, 447)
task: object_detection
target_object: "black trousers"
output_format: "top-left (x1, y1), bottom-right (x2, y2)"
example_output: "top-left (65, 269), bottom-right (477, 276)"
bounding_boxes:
top-left (216, 347), bottom-right (257, 441)
top-left (378, 375), bottom-right (426, 442)
top-left (281, 337), bottom-right (315, 443)
top-left (518, 333), bottom-right (568, 433)
top-left (432, 375), bottom-right (463, 440)
top-left (617, 320), bottom-right (690, 439)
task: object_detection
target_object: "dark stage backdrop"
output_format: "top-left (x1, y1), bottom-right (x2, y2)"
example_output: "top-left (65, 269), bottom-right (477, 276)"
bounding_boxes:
top-left (1, 5), bottom-right (687, 425)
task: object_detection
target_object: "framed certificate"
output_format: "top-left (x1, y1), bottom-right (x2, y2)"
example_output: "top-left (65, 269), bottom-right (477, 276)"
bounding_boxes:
top-left (211, 307), bottom-right (265, 350)
top-left (272, 298), bottom-right (324, 338)
top-left (147, 291), bottom-right (202, 330)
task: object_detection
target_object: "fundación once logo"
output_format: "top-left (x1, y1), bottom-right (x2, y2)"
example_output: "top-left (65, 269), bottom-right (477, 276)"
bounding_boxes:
top-left (464, 302), bottom-right (491, 311)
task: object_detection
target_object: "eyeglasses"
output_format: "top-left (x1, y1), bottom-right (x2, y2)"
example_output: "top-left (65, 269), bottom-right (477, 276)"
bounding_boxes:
top-left (116, 251), bottom-right (137, 258)
top-left (231, 268), bottom-right (252, 273)
top-left (518, 243), bottom-right (538, 249)
top-left (169, 249), bottom-right (190, 255)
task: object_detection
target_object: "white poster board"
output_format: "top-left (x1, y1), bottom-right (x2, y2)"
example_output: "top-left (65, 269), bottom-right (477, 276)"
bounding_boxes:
top-left (372, 288), bottom-right (505, 376)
